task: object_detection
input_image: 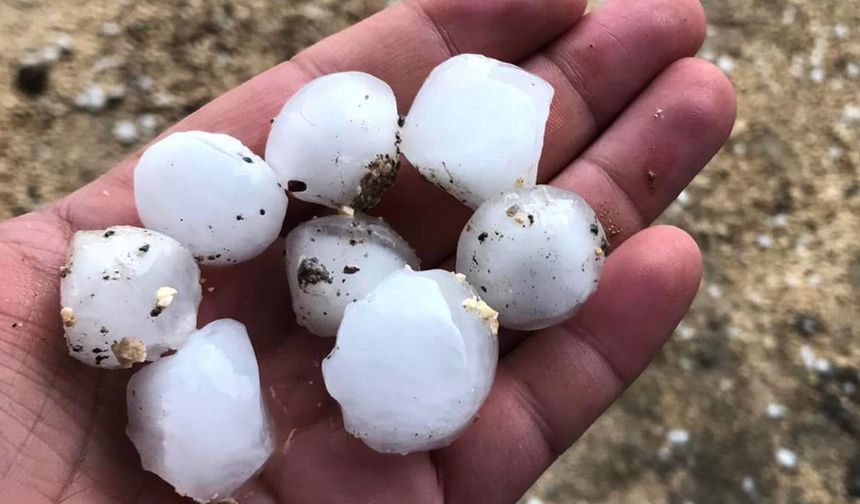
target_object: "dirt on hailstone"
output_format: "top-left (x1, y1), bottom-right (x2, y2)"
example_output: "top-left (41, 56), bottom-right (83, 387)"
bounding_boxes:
top-left (1, 1), bottom-right (859, 503)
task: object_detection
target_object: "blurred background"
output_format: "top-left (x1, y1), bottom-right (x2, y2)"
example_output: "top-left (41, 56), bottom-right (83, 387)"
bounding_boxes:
top-left (1, 0), bottom-right (858, 502)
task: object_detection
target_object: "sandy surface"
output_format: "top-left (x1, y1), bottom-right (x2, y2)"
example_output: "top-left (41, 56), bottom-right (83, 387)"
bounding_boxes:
top-left (1, 1), bottom-right (858, 503)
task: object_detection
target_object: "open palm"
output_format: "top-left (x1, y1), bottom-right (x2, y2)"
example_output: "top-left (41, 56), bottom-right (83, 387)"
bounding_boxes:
top-left (0, 0), bottom-right (735, 502)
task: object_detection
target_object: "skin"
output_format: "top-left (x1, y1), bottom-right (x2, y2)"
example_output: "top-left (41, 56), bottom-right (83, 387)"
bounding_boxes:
top-left (0, 0), bottom-right (735, 502)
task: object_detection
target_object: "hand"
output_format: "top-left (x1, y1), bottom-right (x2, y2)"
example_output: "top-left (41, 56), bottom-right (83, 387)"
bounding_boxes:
top-left (0, 0), bottom-right (735, 502)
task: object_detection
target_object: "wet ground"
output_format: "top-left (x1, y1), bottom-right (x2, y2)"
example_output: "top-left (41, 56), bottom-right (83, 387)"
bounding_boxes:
top-left (1, 0), bottom-right (858, 503)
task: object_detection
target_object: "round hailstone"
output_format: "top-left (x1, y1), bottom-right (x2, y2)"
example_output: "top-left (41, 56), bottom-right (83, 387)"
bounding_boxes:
top-left (456, 185), bottom-right (607, 331)
top-left (60, 226), bottom-right (201, 369)
top-left (401, 54), bottom-right (554, 208)
top-left (286, 214), bottom-right (420, 337)
top-left (127, 319), bottom-right (274, 503)
top-left (265, 72), bottom-right (400, 210)
top-left (134, 130), bottom-right (288, 266)
top-left (323, 268), bottom-right (499, 454)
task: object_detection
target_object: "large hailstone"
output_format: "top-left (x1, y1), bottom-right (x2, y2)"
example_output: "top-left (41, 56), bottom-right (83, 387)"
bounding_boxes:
top-left (60, 226), bottom-right (201, 369)
top-left (127, 319), bottom-right (274, 503)
top-left (265, 72), bottom-right (401, 210)
top-left (134, 131), bottom-right (288, 266)
top-left (323, 269), bottom-right (499, 454)
top-left (401, 54), bottom-right (554, 208)
top-left (286, 214), bottom-right (420, 337)
top-left (456, 185), bottom-right (608, 331)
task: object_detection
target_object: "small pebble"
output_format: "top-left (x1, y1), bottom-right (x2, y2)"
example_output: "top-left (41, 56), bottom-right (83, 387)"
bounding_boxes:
top-left (100, 22), bottom-right (121, 36)
top-left (794, 313), bottom-right (824, 337)
top-left (54, 34), bottom-right (74, 54)
top-left (15, 56), bottom-right (49, 96)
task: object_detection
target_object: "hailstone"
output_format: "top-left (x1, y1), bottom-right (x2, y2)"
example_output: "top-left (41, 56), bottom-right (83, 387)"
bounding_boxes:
top-left (134, 131), bottom-right (288, 266)
top-left (400, 54), bottom-right (554, 208)
top-left (323, 268), bottom-right (499, 454)
top-left (265, 72), bottom-right (401, 210)
top-left (127, 319), bottom-right (274, 503)
top-left (60, 226), bottom-right (201, 369)
top-left (286, 214), bottom-right (420, 337)
top-left (456, 185), bottom-right (607, 331)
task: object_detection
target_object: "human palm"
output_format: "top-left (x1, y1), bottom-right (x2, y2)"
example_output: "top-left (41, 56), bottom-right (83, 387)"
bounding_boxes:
top-left (0, 0), bottom-right (735, 502)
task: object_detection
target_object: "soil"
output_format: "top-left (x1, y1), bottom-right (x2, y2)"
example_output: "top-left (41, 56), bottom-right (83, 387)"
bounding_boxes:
top-left (1, 1), bottom-right (858, 503)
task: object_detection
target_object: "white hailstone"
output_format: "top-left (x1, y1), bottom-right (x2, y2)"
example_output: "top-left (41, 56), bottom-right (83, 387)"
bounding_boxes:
top-left (113, 120), bottom-right (139, 144)
top-left (286, 214), bottom-right (420, 337)
top-left (127, 319), bottom-right (274, 502)
top-left (74, 84), bottom-right (107, 111)
top-left (135, 131), bottom-right (288, 265)
top-left (60, 226), bottom-right (201, 369)
top-left (775, 448), bottom-right (797, 469)
top-left (456, 185), bottom-right (606, 331)
top-left (401, 54), bottom-right (554, 208)
top-left (717, 55), bottom-right (736, 74)
top-left (666, 429), bottom-right (690, 445)
top-left (323, 269), bottom-right (499, 454)
top-left (766, 403), bottom-right (788, 419)
top-left (265, 72), bottom-right (400, 210)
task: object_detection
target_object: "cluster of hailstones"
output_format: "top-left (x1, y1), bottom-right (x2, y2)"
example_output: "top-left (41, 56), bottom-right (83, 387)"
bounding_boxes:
top-left (59, 54), bottom-right (608, 503)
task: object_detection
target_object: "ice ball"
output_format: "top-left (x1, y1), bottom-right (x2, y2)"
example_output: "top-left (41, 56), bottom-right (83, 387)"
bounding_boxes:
top-left (401, 54), bottom-right (554, 208)
top-left (265, 72), bottom-right (401, 210)
top-left (134, 131), bottom-right (288, 266)
top-left (60, 226), bottom-right (201, 369)
top-left (456, 185), bottom-right (607, 331)
top-left (126, 319), bottom-right (274, 503)
top-left (286, 214), bottom-right (420, 337)
top-left (323, 268), bottom-right (499, 454)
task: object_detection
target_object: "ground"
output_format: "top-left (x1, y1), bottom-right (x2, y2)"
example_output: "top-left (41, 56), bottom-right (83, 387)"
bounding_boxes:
top-left (1, 0), bottom-right (858, 503)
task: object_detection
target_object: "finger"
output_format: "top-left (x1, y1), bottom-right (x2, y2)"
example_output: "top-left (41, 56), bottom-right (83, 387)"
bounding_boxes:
top-left (54, 0), bottom-right (586, 232)
top-left (436, 225), bottom-right (703, 502)
top-left (529, 0), bottom-right (708, 174)
top-left (553, 57), bottom-right (736, 245)
top-left (261, 416), bottom-right (441, 504)
top-left (298, 0), bottom-right (587, 106)
top-left (379, 0), bottom-right (709, 265)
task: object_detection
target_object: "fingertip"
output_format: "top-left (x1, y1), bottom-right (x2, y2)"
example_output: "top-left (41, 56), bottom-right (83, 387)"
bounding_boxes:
top-left (641, 224), bottom-right (703, 307)
top-left (411, 0), bottom-right (588, 61)
top-left (572, 225), bottom-right (703, 382)
top-left (658, 0), bottom-right (708, 55)
top-left (662, 57), bottom-right (739, 146)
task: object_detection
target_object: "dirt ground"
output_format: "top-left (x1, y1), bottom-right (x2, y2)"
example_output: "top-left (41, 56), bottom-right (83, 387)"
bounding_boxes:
top-left (1, 0), bottom-right (858, 503)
